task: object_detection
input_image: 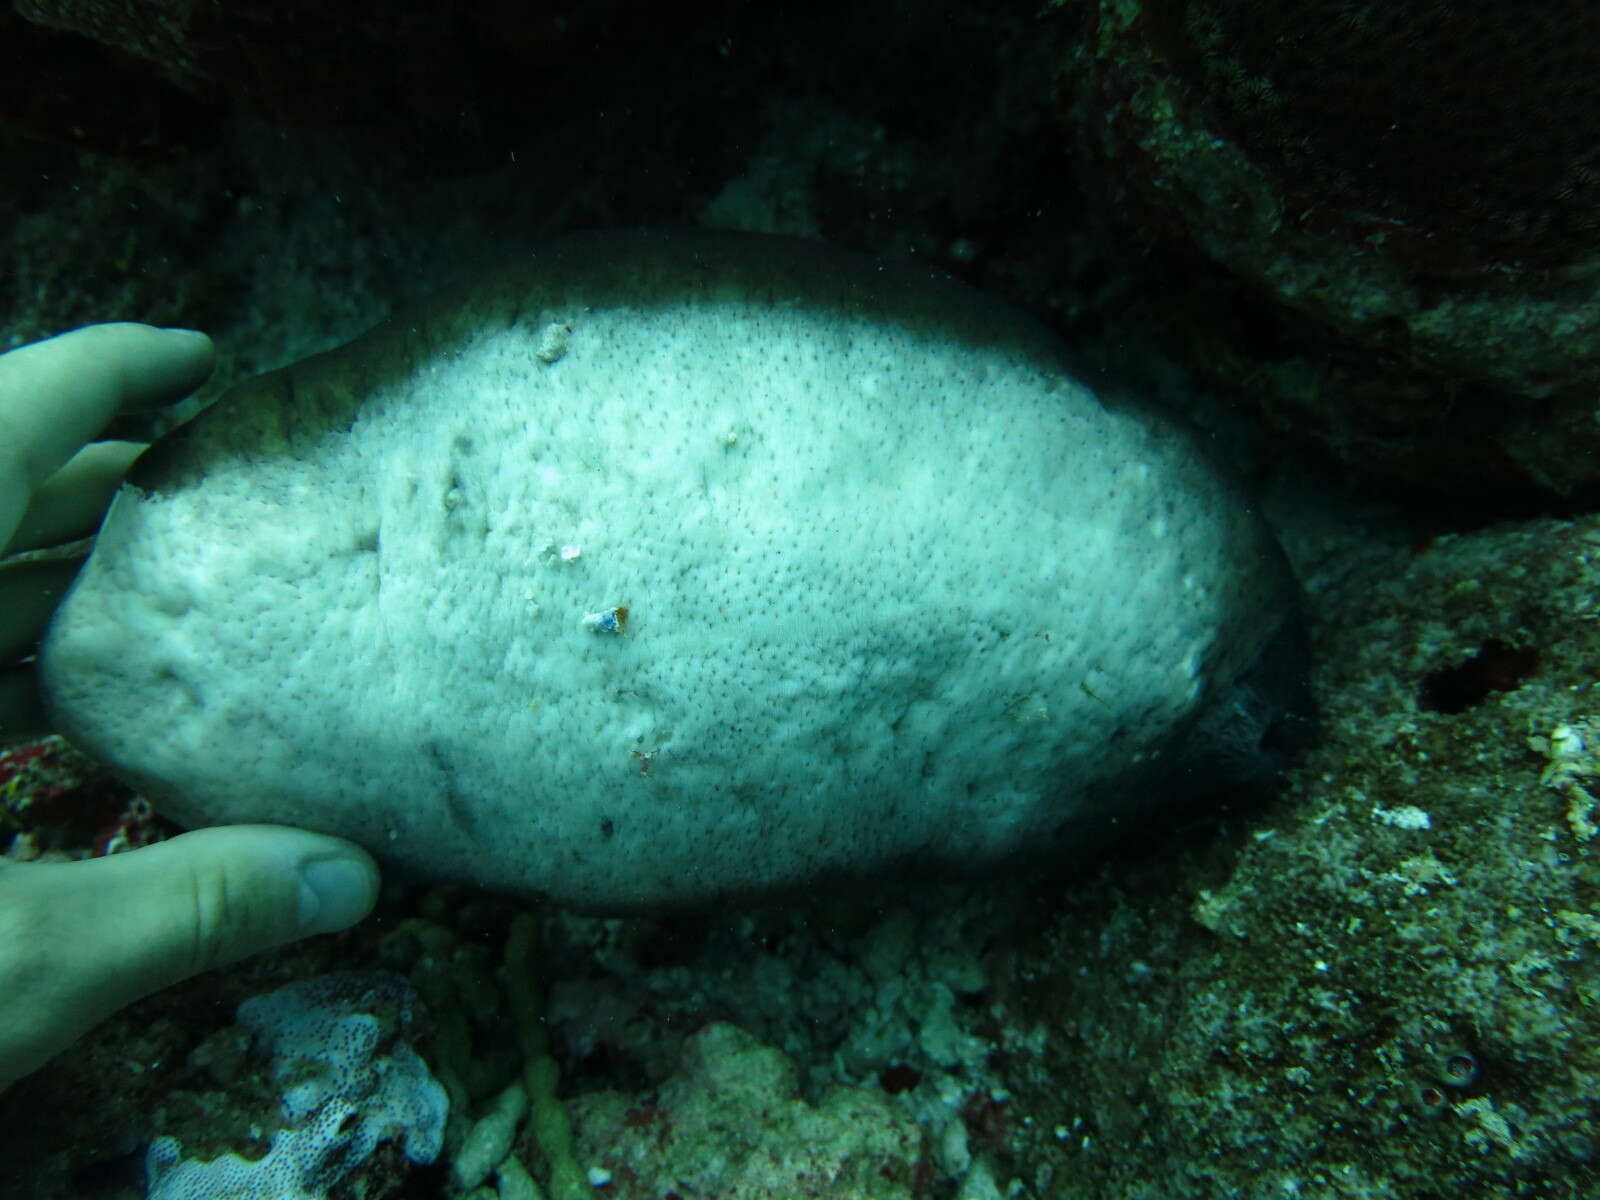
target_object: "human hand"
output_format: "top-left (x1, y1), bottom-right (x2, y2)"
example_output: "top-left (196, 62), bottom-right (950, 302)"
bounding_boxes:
top-left (0, 324), bottom-right (380, 1092)
top-left (1, 323), bottom-right (216, 734)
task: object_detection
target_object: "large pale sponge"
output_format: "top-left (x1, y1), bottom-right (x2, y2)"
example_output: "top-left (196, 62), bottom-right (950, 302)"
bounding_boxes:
top-left (40, 231), bottom-right (1308, 910)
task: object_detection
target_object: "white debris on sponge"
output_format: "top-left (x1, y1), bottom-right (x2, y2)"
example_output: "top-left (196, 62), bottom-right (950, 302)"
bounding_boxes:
top-left (146, 972), bottom-right (449, 1200)
top-left (580, 605), bottom-right (628, 635)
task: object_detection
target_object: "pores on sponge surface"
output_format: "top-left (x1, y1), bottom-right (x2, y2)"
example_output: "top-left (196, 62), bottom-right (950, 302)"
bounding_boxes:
top-left (40, 230), bottom-right (1308, 911)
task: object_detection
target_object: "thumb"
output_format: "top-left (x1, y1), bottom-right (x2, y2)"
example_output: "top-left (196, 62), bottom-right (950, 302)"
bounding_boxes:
top-left (0, 825), bottom-right (378, 1090)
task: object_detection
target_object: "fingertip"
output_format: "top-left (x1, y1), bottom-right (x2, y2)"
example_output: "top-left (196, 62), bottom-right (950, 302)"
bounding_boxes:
top-left (156, 326), bottom-right (216, 376)
top-left (297, 846), bottom-right (381, 935)
top-left (117, 324), bottom-right (215, 408)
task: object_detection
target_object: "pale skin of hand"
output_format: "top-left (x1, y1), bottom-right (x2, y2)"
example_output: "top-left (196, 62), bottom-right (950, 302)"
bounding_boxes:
top-left (0, 324), bottom-right (379, 1093)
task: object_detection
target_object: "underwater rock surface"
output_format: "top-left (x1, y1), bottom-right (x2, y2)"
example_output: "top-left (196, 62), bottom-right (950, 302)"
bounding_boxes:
top-left (570, 1021), bottom-right (924, 1197)
top-left (41, 230), bottom-right (1305, 909)
top-left (1077, 0), bottom-right (1600, 497)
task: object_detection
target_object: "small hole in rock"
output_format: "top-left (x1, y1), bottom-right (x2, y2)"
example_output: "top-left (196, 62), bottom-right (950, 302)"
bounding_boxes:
top-left (1419, 639), bottom-right (1539, 714)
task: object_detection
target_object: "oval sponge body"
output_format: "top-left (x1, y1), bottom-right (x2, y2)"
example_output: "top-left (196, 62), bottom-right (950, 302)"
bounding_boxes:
top-left (40, 231), bottom-right (1305, 910)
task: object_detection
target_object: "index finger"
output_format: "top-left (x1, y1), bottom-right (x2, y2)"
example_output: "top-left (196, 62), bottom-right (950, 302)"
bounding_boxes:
top-left (0, 323), bottom-right (214, 493)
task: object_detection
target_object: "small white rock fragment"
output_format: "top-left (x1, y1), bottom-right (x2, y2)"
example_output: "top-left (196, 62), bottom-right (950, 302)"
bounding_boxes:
top-left (1372, 803), bottom-right (1431, 830)
top-left (1551, 724), bottom-right (1586, 759)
